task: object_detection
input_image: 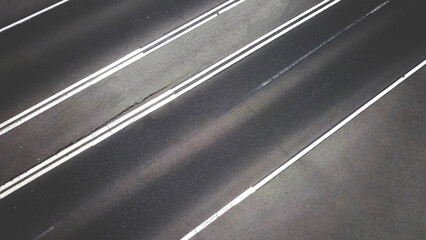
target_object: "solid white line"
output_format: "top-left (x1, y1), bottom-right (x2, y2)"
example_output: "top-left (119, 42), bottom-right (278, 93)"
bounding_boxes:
top-left (0, 0), bottom-right (337, 199)
top-left (0, 0), bottom-right (71, 34)
top-left (180, 59), bottom-right (426, 240)
top-left (0, 0), bottom-right (241, 136)
top-left (218, 0), bottom-right (246, 15)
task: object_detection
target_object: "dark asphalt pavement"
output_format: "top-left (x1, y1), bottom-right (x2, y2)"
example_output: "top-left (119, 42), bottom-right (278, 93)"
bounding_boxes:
top-left (0, 0), bottom-right (424, 239)
top-left (0, 0), bottom-right (60, 29)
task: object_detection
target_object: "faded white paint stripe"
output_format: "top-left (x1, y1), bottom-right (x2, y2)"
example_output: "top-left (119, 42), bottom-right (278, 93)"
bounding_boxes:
top-left (0, 0), bottom-right (71, 33)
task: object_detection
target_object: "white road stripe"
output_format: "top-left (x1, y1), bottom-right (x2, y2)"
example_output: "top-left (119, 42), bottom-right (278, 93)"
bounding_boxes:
top-left (0, 0), bottom-right (71, 34)
top-left (0, 0), bottom-right (337, 199)
top-left (218, 0), bottom-right (246, 15)
top-left (0, 0), bottom-right (243, 136)
top-left (180, 58), bottom-right (426, 240)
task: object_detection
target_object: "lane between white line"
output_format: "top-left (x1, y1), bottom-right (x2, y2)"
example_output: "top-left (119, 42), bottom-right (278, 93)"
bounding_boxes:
top-left (181, 58), bottom-right (426, 240)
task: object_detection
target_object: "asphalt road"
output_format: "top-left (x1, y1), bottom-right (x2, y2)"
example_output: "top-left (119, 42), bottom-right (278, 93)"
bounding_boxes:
top-left (198, 66), bottom-right (426, 240)
top-left (0, 0), bottom-right (424, 239)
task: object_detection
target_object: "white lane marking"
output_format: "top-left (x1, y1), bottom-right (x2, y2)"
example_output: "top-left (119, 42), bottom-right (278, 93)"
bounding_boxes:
top-left (180, 58), bottom-right (426, 240)
top-left (0, 0), bottom-right (71, 34)
top-left (0, 0), bottom-right (242, 136)
top-left (218, 0), bottom-right (246, 15)
top-left (0, 0), bottom-right (337, 199)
